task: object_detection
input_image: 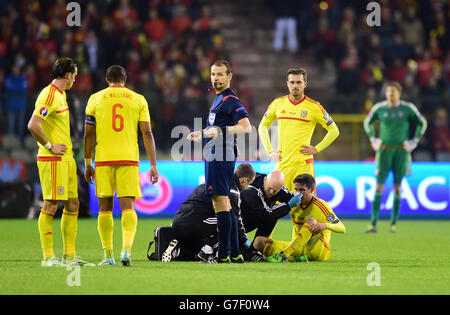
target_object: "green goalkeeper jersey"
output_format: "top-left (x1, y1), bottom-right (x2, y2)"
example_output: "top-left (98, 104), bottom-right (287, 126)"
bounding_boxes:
top-left (363, 100), bottom-right (427, 146)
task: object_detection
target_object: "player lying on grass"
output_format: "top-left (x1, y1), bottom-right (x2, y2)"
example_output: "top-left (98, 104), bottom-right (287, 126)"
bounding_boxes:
top-left (160, 165), bottom-right (302, 262)
top-left (165, 163), bottom-right (260, 262)
top-left (253, 174), bottom-right (345, 262)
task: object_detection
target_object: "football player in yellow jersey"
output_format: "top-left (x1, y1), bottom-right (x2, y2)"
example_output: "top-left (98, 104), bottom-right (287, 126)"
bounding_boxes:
top-left (28, 57), bottom-right (94, 267)
top-left (258, 68), bottom-right (340, 192)
top-left (84, 65), bottom-right (159, 266)
top-left (253, 174), bottom-right (345, 262)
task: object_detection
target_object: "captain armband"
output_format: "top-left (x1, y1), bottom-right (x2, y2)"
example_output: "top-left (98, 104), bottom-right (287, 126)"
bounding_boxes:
top-left (85, 115), bottom-right (96, 126)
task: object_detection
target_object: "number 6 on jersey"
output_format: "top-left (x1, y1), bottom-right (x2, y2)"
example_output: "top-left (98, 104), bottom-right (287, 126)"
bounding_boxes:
top-left (112, 103), bottom-right (124, 132)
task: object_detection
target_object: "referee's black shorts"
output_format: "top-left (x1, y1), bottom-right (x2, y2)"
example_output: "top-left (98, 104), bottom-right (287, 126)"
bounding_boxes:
top-left (204, 159), bottom-right (235, 196)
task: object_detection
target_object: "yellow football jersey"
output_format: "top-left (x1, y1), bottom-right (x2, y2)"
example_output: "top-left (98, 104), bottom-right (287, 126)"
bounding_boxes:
top-left (259, 95), bottom-right (335, 169)
top-left (32, 84), bottom-right (73, 161)
top-left (85, 86), bottom-right (150, 165)
top-left (289, 196), bottom-right (345, 244)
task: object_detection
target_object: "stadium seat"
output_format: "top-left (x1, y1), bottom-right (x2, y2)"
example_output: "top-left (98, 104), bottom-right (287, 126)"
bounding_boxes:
top-left (412, 150), bottom-right (432, 161)
top-left (11, 148), bottom-right (33, 163)
top-left (1, 135), bottom-right (21, 151)
top-left (0, 149), bottom-right (8, 158)
top-left (24, 135), bottom-right (36, 152)
top-left (436, 152), bottom-right (450, 162)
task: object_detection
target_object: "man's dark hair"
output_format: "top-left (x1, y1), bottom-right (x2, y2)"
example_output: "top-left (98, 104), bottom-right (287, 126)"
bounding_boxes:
top-left (235, 163), bottom-right (256, 181)
top-left (212, 59), bottom-right (232, 74)
top-left (287, 68), bottom-right (307, 81)
top-left (106, 65), bottom-right (127, 83)
top-left (293, 174), bottom-right (315, 189)
top-left (51, 57), bottom-right (77, 79)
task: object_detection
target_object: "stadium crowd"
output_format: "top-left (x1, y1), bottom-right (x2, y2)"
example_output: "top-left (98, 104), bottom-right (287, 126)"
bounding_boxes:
top-left (0, 0), bottom-right (449, 164)
top-left (267, 0), bottom-right (449, 160)
top-left (0, 0), bottom-right (253, 156)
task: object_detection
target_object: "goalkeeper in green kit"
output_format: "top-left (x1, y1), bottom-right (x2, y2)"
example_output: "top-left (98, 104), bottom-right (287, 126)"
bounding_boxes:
top-left (363, 82), bottom-right (427, 233)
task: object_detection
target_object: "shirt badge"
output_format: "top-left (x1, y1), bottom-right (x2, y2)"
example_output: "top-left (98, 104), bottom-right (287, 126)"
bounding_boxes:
top-left (40, 107), bottom-right (48, 117)
top-left (326, 213), bottom-right (335, 222)
top-left (301, 110), bottom-right (308, 117)
top-left (208, 113), bottom-right (216, 125)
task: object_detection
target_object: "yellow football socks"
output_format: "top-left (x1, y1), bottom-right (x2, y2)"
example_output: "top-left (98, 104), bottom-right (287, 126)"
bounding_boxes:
top-left (61, 209), bottom-right (78, 259)
top-left (283, 224), bottom-right (312, 257)
top-left (98, 211), bottom-right (114, 259)
top-left (121, 209), bottom-right (137, 254)
top-left (38, 209), bottom-right (55, 260)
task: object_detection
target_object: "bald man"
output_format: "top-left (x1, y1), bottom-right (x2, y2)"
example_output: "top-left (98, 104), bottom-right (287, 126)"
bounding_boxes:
top-left (240, 170), bottom-right (301, 242)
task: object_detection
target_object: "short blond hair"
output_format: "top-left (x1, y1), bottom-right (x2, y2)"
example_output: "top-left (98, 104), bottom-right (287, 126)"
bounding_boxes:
top-left (386, 81), bottom-right (402, 94)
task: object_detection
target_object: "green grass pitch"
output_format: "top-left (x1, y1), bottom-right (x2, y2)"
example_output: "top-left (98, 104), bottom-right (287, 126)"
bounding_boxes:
top-left (0, 218), bottom-right (449, 295)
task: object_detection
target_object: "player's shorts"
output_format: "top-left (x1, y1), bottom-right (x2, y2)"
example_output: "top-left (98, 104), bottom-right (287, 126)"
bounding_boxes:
top-left (269, 234), bottom-right (331, 262)
top-left (204, 159), bottom-right (235, 196)
top-left (94, 165), bottom-right (142, 199)
top-left (375, 147), bottom-right (411, 185)
top-left (37, 156), bottom-right (78, 201)
top-left (278, 160), bottom-right (315, 192)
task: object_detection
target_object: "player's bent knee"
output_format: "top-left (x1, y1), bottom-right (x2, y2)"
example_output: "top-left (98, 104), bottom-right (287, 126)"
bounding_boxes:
top-left (253, 236), bottom-right (271, 253)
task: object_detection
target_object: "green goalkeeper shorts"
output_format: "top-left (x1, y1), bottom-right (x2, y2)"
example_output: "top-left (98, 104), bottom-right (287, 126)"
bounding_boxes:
top-left (375, 147), bottom-right (411, 186)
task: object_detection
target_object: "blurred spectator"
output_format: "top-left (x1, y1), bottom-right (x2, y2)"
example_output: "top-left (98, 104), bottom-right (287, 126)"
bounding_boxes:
top-left (4, 65), bottom-right (27, 140)
top-left (24, 64), bottom-right (37, 92)
top-left (83, 1), bottom-right (102, 33)
top-left (113, 0), bottom-right (139, 31)
top-left (312, 16), bottom-right (336, 62)
top-left (363, 87), bottom-right (378, 113)
top-left (420, 76), bottom-right (444, 115)
top-left (337, 44), bottom-right (360, 95)
top-left (144, 8), bottom-right (168, 42)
top-left (385, 33), bottom-right (410, 63)
top-left (386, 57), bottom-right (408, 85)
top-left (431, 107), bottom-right (450, 161)
top-left (71, 64), bottom-right (93, 96)
top-left (399, 7), bottom-right (425, 48)
top-left (417, 49), bottom-right (435, 87)
top-left (444, 51), bottom-right (450, 106)
top-left (429, 10), bottom-right (448, 52)
top-left (269, 0), bottom-right (299, 53)
top-left (84, 30), bottom-right (99, 74)
top-left (170, 4), bottom-right (193, 38)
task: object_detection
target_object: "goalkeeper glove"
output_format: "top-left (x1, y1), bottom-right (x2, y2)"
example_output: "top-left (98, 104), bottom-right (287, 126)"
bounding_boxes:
top-left (288, 193), bottom-right (302, 208)
top-left (370, 137), bottom-right (382, 151)
top-left (403, 138), bottom-right (419, 153)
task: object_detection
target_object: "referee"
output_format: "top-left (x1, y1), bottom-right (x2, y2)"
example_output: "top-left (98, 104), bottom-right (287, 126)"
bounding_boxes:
top-left (187, 60), bottom-right (251, 263)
